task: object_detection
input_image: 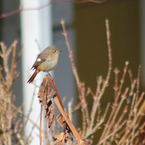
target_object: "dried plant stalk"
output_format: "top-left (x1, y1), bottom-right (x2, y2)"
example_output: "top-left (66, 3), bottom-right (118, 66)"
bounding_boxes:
top-left (0, 41), bottom-right (25, 144)
top-left (61, 19), bottom-right (145, 145)
top-left (0, 15), bottom-right (144, 145)
top-left (38, 75), bottom-right (87, 145)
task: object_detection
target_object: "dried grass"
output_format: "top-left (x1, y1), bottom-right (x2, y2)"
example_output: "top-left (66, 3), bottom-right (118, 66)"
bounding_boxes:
top-left (0, 19), bottom-right (144, 145)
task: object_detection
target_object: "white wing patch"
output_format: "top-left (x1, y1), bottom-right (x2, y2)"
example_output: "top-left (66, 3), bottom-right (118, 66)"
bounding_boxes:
top-left (37, 58), bottom-right (41, 62)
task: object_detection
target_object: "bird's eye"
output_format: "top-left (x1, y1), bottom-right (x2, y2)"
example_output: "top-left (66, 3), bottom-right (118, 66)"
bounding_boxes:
top-left (54, 49), bottom-right (57, 53)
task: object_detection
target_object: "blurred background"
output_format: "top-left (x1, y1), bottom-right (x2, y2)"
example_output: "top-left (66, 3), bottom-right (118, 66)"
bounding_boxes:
top-left (0, 0), bottom-right (144, 144)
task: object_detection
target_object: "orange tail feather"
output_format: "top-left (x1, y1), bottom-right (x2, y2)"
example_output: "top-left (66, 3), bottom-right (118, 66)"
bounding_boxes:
top-left (27, 69), bottom-right (40, 83)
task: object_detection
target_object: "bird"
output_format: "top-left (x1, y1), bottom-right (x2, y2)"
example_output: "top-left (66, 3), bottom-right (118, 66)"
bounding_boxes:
top-left (27, 45), bottom-right (60, 83)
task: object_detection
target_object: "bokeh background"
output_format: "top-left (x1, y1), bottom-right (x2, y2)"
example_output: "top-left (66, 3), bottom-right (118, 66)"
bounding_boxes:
top-left (0, 0), bottom-right (144, 144)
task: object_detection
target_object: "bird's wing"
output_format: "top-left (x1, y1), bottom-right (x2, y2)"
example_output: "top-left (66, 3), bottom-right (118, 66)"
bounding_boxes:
top-left (31, 56), bottom-right (46, 69)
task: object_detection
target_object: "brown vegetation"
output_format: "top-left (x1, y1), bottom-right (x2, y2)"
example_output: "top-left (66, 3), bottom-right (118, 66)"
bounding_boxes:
top-left (0, 20), bottom-right (144, 145)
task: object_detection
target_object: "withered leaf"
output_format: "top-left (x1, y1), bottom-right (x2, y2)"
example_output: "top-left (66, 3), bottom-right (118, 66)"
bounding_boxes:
top-left (38, 75), bottom-right (56, 106)
top-left (53, 132), bottom-right (69, 145)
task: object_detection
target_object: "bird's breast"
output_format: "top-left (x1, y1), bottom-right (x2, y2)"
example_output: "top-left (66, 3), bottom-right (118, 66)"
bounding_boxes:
top-left (37, 55), bottom-right (58, 72)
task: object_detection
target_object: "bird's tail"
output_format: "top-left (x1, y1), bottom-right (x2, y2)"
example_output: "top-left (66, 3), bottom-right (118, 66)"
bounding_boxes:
top-left (27, 69), bottom-right (40, 83)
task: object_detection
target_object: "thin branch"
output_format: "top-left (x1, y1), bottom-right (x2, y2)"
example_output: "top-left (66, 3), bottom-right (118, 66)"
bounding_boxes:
top-left (0, 0), bottom-right (71, 18)
top-left (61, 20), bottom-right (80, 86)
top-left (40, 105), bottom-right (42, 145)
top-left (131, 65), bottom-right (141, 145)
top-left (61, 19), bottom-right (90, 136)
top-left (97, 19), bottom-right (112, 99)
top-left (0, 0), bottom-right (105, 19)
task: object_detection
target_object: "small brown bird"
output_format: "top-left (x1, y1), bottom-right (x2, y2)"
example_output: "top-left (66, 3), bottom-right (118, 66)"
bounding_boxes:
top-left (27, 45), bottom-right (60, 83)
